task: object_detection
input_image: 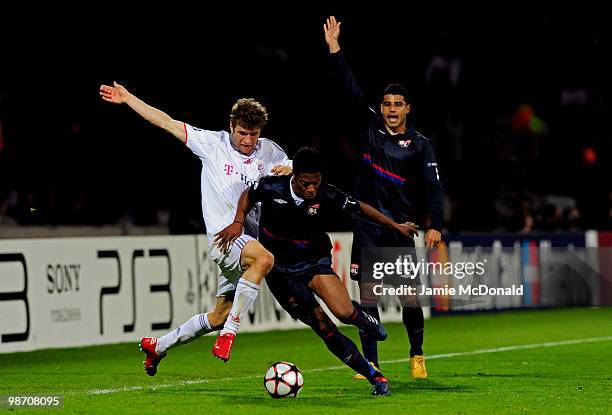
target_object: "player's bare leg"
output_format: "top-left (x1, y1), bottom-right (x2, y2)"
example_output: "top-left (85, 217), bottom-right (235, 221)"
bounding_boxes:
top-left (308, 275), bottom-right (386, 340)
top-left (206, 297), bottom-right (234, 330)
top-left (212, 240), bottom-right (274, 361)
top-left (140, 297), bottom-right (231, 376)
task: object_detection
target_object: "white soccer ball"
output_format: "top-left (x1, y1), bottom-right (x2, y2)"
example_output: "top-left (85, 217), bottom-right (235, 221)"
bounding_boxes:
top-left (263, 361), bottom-right (303, 398)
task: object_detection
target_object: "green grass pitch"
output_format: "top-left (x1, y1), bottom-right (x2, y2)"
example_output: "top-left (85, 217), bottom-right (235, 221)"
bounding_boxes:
top-left (1, 308), bottom-right (611, 414)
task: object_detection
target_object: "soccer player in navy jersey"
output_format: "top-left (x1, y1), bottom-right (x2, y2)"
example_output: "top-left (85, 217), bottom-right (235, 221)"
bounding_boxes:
top-left (323, 16), bottom-right (444, 379)
top-left (215, 147), bottom-right (419, 396)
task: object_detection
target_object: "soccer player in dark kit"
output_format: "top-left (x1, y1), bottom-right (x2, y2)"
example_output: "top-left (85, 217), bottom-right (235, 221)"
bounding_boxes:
top-left (323, 16), bottom-right (444, 379)
top-left (215, 147), bottom-right (419, 396)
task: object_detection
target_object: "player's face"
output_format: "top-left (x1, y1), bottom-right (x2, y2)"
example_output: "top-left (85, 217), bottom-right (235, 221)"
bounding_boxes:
top-left (293, 172), bottom-right (322, 199)
top-left (230, 124), bottom-right (261, 155)
top-left (380, 94), bottom-right (410, 133)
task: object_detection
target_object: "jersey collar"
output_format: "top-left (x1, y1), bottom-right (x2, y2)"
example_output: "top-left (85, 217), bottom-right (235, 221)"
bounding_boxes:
top-left (289, 176), bottom-right (305, 206)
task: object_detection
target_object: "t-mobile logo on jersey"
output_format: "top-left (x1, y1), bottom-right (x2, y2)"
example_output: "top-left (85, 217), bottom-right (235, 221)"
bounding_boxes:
top-left (240, 173), bottom-right (259, 187)
top-left (224, 164), bottom-right (234, 175)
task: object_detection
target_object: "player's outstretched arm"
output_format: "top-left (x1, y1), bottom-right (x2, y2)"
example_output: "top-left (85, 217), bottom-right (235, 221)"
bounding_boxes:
top-left (359, 201), bottom-right (419, 239)
top-left (324, 17), bottom-right (375, 126)
top-left (99, 81), bottom-right (186, 142)
top-left (214, 188), bottom-right (255, 252)
top-left (323, 16), bottom-right (341, 54)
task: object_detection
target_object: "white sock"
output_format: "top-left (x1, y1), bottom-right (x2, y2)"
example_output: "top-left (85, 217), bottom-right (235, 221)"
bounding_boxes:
top-left (156, 313), bottom-right (212, 354)
top-left (220, 278), bottom-right (260, 336)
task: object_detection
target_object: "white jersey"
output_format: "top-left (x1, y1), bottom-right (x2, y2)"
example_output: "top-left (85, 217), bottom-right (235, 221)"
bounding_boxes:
top-left (184, 123), bottom-right (290, 237)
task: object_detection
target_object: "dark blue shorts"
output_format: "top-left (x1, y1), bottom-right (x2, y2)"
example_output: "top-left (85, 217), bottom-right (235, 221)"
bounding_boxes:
top-left (265, 256), bottom-right (337, 321)
top-left (350, 222), bottom-right (416, 281)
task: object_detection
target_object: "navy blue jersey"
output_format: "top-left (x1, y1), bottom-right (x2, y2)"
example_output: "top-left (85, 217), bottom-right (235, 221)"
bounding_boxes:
top-left (249, 175), bottom-right (361, 273)
top-left (330, 51), bottom-right (444, 231)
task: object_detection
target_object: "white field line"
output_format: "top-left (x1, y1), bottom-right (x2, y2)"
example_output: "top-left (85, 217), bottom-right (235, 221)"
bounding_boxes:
top-left (84, 335), bottom-right (612, 395)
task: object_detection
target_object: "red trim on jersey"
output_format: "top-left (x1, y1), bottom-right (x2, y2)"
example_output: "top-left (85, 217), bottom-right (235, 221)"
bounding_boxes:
top-left (362, 153), bottom-right (406, 185)
top-left (261, 227), bottom-right (311, 247)
top-left (183, 123), bottom-right (188, 145)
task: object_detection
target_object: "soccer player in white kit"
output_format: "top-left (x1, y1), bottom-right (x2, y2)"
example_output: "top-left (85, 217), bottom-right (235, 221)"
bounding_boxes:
top-left (100, 81), bottom-right (291, 374)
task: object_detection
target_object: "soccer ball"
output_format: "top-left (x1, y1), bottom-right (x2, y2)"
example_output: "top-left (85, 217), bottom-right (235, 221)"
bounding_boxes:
top-left (263, 361), bottom-right (303, 398)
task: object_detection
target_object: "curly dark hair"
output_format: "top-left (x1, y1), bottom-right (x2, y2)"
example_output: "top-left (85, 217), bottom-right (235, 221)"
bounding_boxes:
top-left (230, 98), bottom-right (268, 130)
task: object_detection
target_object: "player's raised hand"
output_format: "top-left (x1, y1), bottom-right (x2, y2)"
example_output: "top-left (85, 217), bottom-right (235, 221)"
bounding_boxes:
top-left (214, 221), bottom-right (244, 253)
top-left (396, 222), bottom-right (419, 239)
top-left (271, 165), bottom-right (292, 176)
top-left (99, 81), bottom-right (130, 104)
top-left (425, 229), bottom-right (441, 251)
top-left (324, 16), bottom-right (341, 53)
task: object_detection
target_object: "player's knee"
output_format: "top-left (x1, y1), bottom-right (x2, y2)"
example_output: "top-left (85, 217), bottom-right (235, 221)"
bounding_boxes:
top-left (360, 283), bottom-right (378, 304)
top-left (256, 251), bottom-right (274, 273)
top-left (401, 296), bottom-right (420, 308)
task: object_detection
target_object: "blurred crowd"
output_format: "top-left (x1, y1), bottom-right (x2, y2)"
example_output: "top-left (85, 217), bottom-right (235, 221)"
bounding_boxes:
top-left (1, 15), bottom-right (610, 235)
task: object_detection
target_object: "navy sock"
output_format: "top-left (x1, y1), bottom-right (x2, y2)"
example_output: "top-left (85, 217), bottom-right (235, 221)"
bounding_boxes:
top-left (359, 306), bottom-right (380, 366)
top-left (345, 304), bottom-right (379, 336)
top-left (402, 306), bottom-right (424, 357)
top-left (323, 327), bottom-right (381, 383)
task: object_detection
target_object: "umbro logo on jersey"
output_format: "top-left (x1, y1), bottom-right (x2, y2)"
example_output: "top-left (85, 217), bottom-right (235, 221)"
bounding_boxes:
top-left (273, 199), bottom-right (288, 204)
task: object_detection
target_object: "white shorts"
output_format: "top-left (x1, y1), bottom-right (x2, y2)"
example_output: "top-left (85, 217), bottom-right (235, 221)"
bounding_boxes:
top-left (208, 233), bottom-right (256, 297)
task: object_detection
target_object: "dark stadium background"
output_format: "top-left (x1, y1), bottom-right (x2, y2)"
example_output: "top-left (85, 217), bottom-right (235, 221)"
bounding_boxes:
top-left (1, 13), bottom-right (610, 235)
